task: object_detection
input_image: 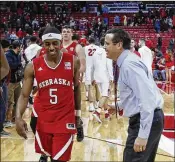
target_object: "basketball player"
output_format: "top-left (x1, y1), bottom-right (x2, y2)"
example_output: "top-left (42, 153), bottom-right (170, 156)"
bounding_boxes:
top-left (92, 37), bottom-right (113, 122)
top-left (61, 25), bottom-right (84, 142)
top-left (138, 39), bottom-right (153, 74)
top-left (16, 27), bottom-right (82, 162)
top-left (84, 37), bottom-right (100, 111)
top-left (61, 25), bottom-right (86, 73)
top-left (29, 31), bottom-right (48, 161)
top-left (130, 39), bottom-right (141, 57)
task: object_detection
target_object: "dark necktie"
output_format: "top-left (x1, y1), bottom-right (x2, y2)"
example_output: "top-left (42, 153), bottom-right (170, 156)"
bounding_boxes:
top-left (113, 61), bottom-right (123, 117)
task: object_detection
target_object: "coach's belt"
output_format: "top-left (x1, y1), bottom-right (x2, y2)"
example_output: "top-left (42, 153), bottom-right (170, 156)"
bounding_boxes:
top-left (130, 108), bottom-right (161, 119)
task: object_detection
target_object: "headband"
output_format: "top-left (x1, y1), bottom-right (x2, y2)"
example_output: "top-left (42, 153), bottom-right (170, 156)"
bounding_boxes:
top-left (42, 33), bottom-right (62, 41)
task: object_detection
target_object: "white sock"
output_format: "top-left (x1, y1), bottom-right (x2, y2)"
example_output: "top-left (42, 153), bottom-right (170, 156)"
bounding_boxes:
top-left (86, 91), bottom-right (88, 97)
top-left (95, 101), bottom-right (99, 106)
top-left (90, 102), bottom-right (94, 107)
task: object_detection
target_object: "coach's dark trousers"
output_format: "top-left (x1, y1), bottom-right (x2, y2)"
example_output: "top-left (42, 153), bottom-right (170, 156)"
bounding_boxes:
top-left (123, 109), bottom-right (164, 162)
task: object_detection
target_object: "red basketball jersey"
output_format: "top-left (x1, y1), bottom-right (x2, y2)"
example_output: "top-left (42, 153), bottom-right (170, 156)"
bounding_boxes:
top-left (61, 42), bottom-right (77, 56)
top-left (31, 47), bottom-right (46, 117)
top-left (33, 53), bottom-right (76, 134)
top-left (32, 92), bottom-right (40, 117)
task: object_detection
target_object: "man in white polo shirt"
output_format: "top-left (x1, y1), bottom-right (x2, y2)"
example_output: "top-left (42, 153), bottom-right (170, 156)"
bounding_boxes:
top-left (138, 38), bottom-right (153, 74)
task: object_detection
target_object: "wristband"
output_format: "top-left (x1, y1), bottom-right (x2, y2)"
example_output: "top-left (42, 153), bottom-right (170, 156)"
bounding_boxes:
top-left (75, 110), bottom-right (81, 117)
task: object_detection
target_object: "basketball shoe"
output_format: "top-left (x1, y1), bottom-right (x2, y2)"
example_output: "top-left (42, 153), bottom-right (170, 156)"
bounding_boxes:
top-left (93, 111), bottom-right (102, 123)
top-left (39, 154), bottom-right (48, 162)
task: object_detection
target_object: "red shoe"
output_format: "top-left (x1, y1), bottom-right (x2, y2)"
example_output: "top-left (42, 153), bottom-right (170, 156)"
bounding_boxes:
top-left (93, 111), bottom-right (102, 123)
top-left (105, 113), bottom-right (111, 120)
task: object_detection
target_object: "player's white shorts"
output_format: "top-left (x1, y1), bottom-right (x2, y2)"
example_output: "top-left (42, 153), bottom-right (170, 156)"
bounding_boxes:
top-left (97, 82), bottom-right (110, 97)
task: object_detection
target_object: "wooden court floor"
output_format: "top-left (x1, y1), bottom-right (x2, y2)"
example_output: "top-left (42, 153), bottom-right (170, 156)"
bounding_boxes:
top-left (1, 84), bottom-right (174, 161)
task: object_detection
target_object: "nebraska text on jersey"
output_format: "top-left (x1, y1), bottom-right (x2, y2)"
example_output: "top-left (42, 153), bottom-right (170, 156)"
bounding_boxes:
top-left (39, 78), bottom-right (71, 88)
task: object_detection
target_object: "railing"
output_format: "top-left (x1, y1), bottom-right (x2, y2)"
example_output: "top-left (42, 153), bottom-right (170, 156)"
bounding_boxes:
top-left (146, 4), bottom-right (175, 9)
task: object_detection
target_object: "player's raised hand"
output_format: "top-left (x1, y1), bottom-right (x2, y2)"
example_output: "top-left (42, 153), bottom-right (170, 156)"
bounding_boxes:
top-left (16, 118), bottom-right (28, 139)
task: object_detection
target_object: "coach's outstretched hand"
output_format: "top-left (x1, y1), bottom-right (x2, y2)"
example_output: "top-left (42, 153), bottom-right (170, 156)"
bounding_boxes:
top-left (16, 118), bottom-right (28, 139)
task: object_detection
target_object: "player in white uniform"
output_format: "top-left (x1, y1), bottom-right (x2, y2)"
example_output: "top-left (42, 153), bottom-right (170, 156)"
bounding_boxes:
top-left (138, 39), bottom-right (153, 75)
top-left (84, 37), bottom-right (100, 111)
top-left (92, 37), bottom-right (113, 123)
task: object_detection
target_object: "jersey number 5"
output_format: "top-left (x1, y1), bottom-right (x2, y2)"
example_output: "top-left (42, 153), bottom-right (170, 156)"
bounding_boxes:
top-left (88, 49), bottom-right (96, 56)
top-left (49, 89), bottom-right (58, 104)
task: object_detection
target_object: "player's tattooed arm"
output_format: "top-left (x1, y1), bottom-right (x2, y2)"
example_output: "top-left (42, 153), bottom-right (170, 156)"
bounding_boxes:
top-left (16, 62), bottom-right (34, 139)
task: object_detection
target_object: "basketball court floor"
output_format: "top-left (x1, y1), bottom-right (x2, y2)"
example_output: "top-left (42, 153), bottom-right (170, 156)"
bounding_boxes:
top-left (1, 83), bottom-right (174, 161)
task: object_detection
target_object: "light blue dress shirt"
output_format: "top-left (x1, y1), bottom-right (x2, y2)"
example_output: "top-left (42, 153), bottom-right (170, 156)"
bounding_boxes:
top-left (117, 50), bottom-right (164, 139)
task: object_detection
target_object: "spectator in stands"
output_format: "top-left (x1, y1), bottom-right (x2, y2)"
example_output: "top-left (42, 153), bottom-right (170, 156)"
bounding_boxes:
top-left (114, 15), bottom-right (120, 26)
top-left (157, 34), bottom-right (162, 50)
top-left (103, 17), bottom-right (109, 27)
top-left (96, 21), bottom-right (103, 38)
top-left (32, 18), bottom-right (39, 30)
top-left (165, 49), bottom-right (174, 83)
top-left (123, 15), bottom-right (127, 26)
top-left (5, 41), bottom-right (22, 126)
top-left (133, 14), bottom-right (138, 26)
top-left (43, 2), bottom-right (49, 14)
top-left (160, 7), bottom-right (166, 19)
top-left (16, 18), bottom-right (21, 31)
top-left (16, 28), bottom-right (24, 43)
top-left (100, 29), bottom-right (107, 38)
top-left (5, 31), bottom-right (11, 44)
top-left (70, 17), bottom-right (76, 29)
top-left (145, 37), bottom-right (153, 49)
top-left (160, 18), bottom-right (168, 32)
top-left (138, 38), bottom-right (153, 74)
top-left (153, 57), bottom-right (166, 81)
top-left (24, 36), bottom-right (41, 62)
top-left (102, 4), bottom-right (109, 14)
top-left (155, 48), bottom-right (163, 58)
top-left (130, 39), bottom-right (141, 57)
top-left (167, 16), bottom-right (173, 29)
top-left (22, 31), bottom-right (32, 49)
top-left (72, 34), bottom-right (80, 44)
top-left (169, 38), bottom-right (175, 51)
top-left (154, 19), bottom-right (161, 33)
top-left (10, 32), bottom-right (18, 44)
